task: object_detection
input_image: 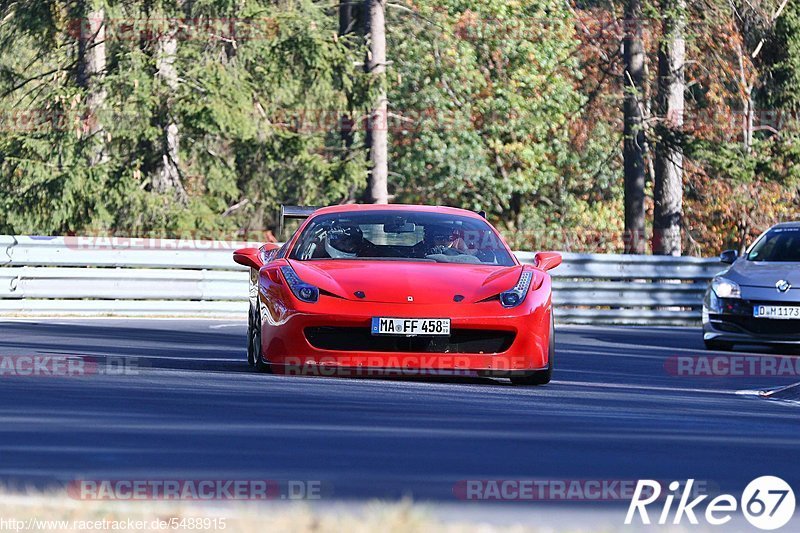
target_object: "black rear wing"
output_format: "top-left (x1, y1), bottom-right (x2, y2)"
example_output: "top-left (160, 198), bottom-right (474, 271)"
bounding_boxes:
top-left (279, 205), bottom-right (319, 238)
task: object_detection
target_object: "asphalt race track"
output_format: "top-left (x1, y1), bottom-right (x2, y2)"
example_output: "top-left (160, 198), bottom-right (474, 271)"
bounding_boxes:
top-left (1, 319), bottom-right (799, 509)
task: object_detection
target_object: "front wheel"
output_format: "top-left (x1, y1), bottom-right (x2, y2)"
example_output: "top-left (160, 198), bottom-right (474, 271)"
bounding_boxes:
top-left (511, 313), bottom-right (554, 386)
top-left (251, 304), bottom-right (271, 373)
top-left (246, 305), bottom-right (257, 366)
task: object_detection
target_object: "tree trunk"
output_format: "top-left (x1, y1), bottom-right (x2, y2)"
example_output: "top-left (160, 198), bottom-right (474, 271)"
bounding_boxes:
top-left (76, 3), bottom-right (107, 166)
top-left (154, 25), bottom-right (187, 202)
top-left (653, 0), bottom-right (686, 256)
top-left (364, 0), bottom-right (389, 204)
top-left (339, 0), bottom-right (355, 158)
top-left (734, 43), bottom-right (754, 154)
top-left (622, 0), bottom-right (646, 254)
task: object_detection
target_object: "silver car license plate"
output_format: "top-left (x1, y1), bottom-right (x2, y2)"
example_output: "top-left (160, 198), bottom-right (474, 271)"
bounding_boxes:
top-left (753, 305), bottom-right (800, 319)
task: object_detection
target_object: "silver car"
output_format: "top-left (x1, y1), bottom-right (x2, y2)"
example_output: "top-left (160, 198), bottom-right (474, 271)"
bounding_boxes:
top-left (703, 221), bottom-right (800, 350)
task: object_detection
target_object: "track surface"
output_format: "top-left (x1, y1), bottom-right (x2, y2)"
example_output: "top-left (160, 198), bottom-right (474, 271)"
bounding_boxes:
top-left (1, 319), bottom-right (799, 504)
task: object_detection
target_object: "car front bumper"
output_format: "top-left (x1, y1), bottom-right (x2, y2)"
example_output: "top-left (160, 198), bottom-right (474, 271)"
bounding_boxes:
top-left (703, 292), bottom-right (800, 346)
top-left (259, 293), bottom-right (553, 374)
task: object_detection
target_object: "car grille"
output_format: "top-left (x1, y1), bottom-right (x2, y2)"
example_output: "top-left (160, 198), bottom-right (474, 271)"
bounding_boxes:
top-left (304, 327), bottom-right (515, 354)
top-left (714, 315), bottom-right (800, 337)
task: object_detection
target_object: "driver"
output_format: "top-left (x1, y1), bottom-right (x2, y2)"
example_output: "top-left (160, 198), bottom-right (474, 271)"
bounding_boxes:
top-left (324, 224), bottom-right (364, 259)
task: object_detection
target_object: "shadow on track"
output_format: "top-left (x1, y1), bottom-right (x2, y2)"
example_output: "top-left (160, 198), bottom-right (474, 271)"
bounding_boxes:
top-left (568, 325), bottom-right (800, 356)
top-left (0, 320), bottom-right (503, 385)
top-left (0, 320), bottom-right (248, 373)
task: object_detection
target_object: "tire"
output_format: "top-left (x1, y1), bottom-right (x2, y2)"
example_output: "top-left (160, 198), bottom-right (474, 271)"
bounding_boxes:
top-left (511, 313), bottom-right (554, 386)
top-left (246, 305), bottom-right (257, 366)
top-left (704, 339), bottom-right (734, 351)
top-left (252, 304), bottom-right (271, 373)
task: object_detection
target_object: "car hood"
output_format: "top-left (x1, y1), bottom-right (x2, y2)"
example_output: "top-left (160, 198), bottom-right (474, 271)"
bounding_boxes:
top-left (724, 259), bottom-right (800, 288)
top-left (288, 259), bottom-right (537, 304)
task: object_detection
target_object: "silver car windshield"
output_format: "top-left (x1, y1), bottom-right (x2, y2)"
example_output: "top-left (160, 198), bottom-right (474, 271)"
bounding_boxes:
top-left (289, 211), bottom-right (515, 266)
top-left (747, 227), bottom-right (800, 262)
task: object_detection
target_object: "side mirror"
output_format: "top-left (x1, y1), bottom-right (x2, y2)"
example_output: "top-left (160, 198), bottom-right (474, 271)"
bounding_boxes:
top-left (234, 243), bottom-right (280, 269)
top-left (534, 252), bottom-right (562, 271)
top-left (233, 247), bottom-right (264, 270)
top-left (719, 249), bottom-right (738, 264)
top-left (259, 243), bottom-right (280, 264)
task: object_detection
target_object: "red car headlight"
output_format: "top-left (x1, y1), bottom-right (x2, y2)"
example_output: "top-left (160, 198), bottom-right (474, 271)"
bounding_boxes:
top-left (280, 266), bottom-right (320, 303)
top-left (500, 271), bottom-right (533, 308)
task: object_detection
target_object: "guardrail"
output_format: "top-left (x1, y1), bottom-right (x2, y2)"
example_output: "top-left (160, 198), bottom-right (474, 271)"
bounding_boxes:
top-left (0, 236), bottom-right (724, 324)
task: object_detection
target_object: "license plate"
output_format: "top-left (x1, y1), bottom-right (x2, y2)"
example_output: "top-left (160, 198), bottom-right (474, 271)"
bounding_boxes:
top-left (753, 305), bottom-right (800, 319)
top-left (371, 317), bottom-right (451, 336)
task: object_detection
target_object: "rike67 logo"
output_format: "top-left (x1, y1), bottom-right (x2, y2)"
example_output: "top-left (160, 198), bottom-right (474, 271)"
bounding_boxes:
top-left (626, 477), bottom-right (795, 530)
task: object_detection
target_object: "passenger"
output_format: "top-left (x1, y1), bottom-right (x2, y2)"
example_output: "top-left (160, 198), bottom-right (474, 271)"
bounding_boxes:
top-left (424, 225), bottom-right (467, 256)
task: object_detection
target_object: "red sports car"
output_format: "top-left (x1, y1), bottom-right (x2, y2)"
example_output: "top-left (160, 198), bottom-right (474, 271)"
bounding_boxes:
top-left (233, 204), bottom-right (561, 385)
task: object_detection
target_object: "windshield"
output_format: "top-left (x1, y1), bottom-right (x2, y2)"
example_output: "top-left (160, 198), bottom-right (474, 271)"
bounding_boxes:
top-left (289, 210), bottom-right (515, 266)
top-left (747, 227), bottom-right (800, 262)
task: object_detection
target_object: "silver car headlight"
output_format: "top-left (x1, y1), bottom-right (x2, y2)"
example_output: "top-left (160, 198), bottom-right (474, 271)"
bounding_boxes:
top-left (711, 277), bottom-right (741, 299)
